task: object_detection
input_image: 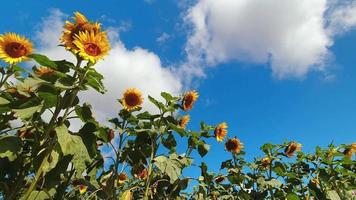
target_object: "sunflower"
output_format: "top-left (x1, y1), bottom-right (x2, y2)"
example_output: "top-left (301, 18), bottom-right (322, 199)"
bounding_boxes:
top-left (121, 88), bottom-right (144, 111)
top-left (79, 185), bottom-right (87, 194)
top-left (215, 122), bottom-right (228, 142)
top-left (311, 178), bottom-right (319, 185)
top-left (61, 12), bottom-right (101, 52)
top-left (214, 176), bottom-right (225, 183)
top-left (182, 90), bottom-right (199, 111)
top-left (343, 144), bottom-right (355, 159)
top-left (284, 142), bottom-right (302, 157)
top-left (118, 172), bottom-right (128, 184)
top-left (261, 157), bottom-right (271, 168)
top-left (179, 115), bottom-right (190, 129)
top-left (0, 33), bottom-right (33, 64)
top-left (73, 30), bottom-right (110, 63)
top-left (225, 138), bottom-right (244, 154)
top-left (36, 66), bottom-right (54, 76)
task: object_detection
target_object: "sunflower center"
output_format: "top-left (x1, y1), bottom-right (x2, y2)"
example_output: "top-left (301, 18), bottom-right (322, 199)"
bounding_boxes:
top-left (84, 43), bottom-right (101, 56)
top-left (125, 93), bottom-right (140, 107)
top-left (184, 95), bottom-right (193, 107)
top-left (5, 42), bottom-right (27, 58)
top-left (226, 141), bottom-right (237, 150)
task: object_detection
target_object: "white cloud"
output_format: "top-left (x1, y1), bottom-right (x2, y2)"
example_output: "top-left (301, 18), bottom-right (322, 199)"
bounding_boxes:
top-left (35, 9), bottom-right (182, 123)
top-left (183, 0), bottom-right (356, 79)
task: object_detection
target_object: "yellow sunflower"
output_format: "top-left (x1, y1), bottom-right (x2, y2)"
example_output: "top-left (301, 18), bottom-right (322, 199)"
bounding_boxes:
top-left (61, 12), bottom-right (101, 52)
top-left (73, 30), bottom-right (110, 63)
top-left (343, 143), bottom-right (355, 159)
top-left (179, 115), bottom-right (190, 129)
top-left (225, 138), bottom-right (244, 154)
top-left (311, 178), bottom-right (319, 185)
top-left (36, 66), bottom-right (54, 76)
top-left (182, 90), bottom-right (199, 111)
top-left (214, 122), bottom-right (228, 142)
top-left (118, 172), bottom-right (128, 184)
top-left (285, 142), bottom-right (302, 157)
top-left (79, 185), bottom-right (87, 195)
top-left (261, 157), bottom-right (271, 168)
top-left (121, 88), bottom-right (144, 111)
top-left (0, 33), bottom-right (33, 64)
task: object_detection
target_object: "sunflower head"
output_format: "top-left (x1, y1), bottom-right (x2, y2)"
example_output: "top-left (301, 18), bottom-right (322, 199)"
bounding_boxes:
top-left (179, 115), bottom-right (190, 129)
top-left (36, 66), bottom-right (54, 76)
top-left (343, 146), bottom-right (354, 159)
top-left (214, 176), bottom-right (225, 183)
top-left (61, 12), bottom-right (101, 51)
top-left (261, 157), bottom-right (271, 168)
top-left (311, 178), bottom-right (319, 185)
top-left (0, 33), bottom-right (33, 64)
top-left (121, 88), bottom-right (144, 111)
top-left (225, 137), bottom-right (244, 154)
top-left (118, 172), bottom-right (128, 184)
top-left (215, 122), bottom-right (228, 142)
top-left (284, 142), bottom-right (302, 157)
top-left (79, 185), bottom-right (87, 194)
top-left (73, 30), bottom-right (110, 63)
top-left (182, 90), bottom-right (199, 111)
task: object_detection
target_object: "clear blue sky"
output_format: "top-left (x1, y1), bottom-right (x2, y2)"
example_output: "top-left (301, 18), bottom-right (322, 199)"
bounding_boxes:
top-left (1, 0), bottom-right (356, 176)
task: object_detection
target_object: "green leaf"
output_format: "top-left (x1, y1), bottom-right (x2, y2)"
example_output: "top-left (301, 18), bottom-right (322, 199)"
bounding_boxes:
top-left (197, 141), bottom-right (210, 157)
top-left (28, 54), bottom-right (57, 69)
top-left (120, 189), bottom-right (133, 200)
top-left (0, 97), bottom-right (10, 105)
top-left (148, 95), bottom-right (164, 110)
top-left (86, 69), bottom-right (106, 93)
top-left (154, 153), bottom-right (192, 183)
top-left (42, 146), bottom-right (60, 173)
top-left (161, 92), bottom-right (173, 102)
top-left (0, 135), bottom-right (22, 161)
top-left (38, 92), bottom-right (57, 108)
top-left (13, 103), bottom-right (43, 120)
top-left (75, 103), bottom-right (94, 123)
top-left (286, 193), bottom-right (300, 200)
top-left (55, 125), bottom-right (91, 177)
top-left (162, 133), bottom-right (177, 151)
top-left (327, 190), bottom-right (341, 200)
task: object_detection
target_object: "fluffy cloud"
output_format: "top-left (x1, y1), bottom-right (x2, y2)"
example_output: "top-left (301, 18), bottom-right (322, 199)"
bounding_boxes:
top-left (35, 9), bottom-right (182, 123)
top-left (184, 0), bottom-right (356, 79)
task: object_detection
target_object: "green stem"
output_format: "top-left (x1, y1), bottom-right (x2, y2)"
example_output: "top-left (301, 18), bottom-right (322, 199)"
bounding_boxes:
top-left (22, 58), bottom-right (84, 200)
top-left (0, 64), bottom-right (14, 89)
top-left (143, 141), bottom-right (155, 200)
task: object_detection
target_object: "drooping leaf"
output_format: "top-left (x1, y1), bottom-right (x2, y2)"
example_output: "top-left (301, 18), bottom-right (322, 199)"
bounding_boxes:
top-left (75, 103), bottom-right (94, 123)
top-left (197, 141), bottom-right (210, 157)
top-left (154, 153), bottom-right (192, 183)
top-left (13, 103), bottom-right (43, 120)
top-left (55, 125), bottom-right (91, 177)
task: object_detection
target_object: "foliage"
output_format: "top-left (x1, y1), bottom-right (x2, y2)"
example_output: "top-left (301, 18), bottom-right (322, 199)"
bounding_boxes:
top-left (0, 12), bottom-right (355, 200)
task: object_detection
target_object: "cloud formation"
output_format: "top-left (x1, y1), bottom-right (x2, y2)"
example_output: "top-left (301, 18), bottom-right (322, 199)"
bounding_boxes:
top-left (184, 0), bottom-right (356, 79)
top-left (36, 9), bottom-right (182, 122)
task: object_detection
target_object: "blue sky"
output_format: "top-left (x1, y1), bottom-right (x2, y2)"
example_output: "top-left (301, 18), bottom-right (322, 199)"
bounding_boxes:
top-left (1, 0), bottom-right (356, 176)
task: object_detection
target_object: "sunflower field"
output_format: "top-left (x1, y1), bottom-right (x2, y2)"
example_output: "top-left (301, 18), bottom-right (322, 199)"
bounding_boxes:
top-left (0, 12), bottom-right (355, 200)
